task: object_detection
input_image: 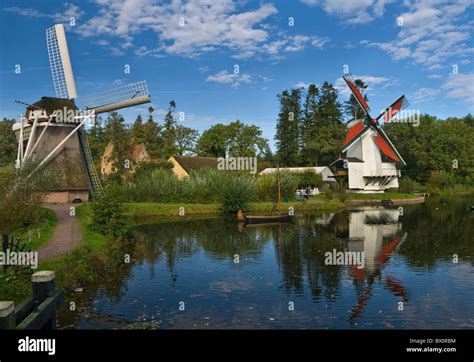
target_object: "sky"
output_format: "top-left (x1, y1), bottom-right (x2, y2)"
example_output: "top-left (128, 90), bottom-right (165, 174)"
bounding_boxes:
top-left (0, 0), bottom-right (473, 149)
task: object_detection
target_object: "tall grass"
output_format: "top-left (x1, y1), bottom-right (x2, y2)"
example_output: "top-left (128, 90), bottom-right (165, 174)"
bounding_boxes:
top-left (121, 168), bottom-right (302, 212)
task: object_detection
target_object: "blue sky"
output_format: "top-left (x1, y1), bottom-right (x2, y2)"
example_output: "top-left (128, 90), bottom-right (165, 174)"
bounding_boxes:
top-left (0, 0), bottom-right (473, 148)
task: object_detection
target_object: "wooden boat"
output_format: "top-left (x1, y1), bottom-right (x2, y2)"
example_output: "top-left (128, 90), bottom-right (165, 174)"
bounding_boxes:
top-left (237, 211), bottom-right (293, 224)
top-left (237, 165), bottom-right (293, 225)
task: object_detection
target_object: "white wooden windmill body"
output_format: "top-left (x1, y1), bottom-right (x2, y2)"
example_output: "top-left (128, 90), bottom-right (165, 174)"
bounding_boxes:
top-left (345, 122), bottom-right (400, 192)
top-left (334, 74), bottom-right (408, 193)
top-left (12, 24), bottom-right (152, 202)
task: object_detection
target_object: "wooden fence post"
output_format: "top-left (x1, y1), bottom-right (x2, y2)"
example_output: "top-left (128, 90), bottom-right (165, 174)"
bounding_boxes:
top-left (0, 301), bottom-right (15, 329)
top-left (32, 271), bottom-right (56, 329)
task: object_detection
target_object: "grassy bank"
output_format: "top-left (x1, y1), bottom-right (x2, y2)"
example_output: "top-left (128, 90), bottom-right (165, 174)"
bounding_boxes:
top-left (0, 205), bottom-right (108, 304)
top-left (15, 207), bottom-right (58, 250)
top-left (124, 199), bottom-right (344, 220)
top-left (0, 207), bottom-right (58, 303)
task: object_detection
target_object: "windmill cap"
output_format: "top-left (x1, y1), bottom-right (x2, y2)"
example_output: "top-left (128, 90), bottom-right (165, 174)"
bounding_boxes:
top-left (26, 97), bottom-right (78, 119)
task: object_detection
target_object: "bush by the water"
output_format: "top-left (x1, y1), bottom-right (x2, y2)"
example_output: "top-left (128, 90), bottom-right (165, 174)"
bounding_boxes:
top-left (91, 190), bottom-right (129, 239)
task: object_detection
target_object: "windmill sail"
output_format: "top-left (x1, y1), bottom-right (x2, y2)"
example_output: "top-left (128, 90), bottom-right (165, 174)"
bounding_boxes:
top-left (46, 24), bottom-right (77, 99)
top-left (343, 74), bottom-right (371, 116)
top-left (79, 81), bottom-right (151, 115)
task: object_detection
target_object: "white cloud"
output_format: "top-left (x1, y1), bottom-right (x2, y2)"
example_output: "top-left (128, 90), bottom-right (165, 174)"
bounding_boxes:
top-left (428, 74), bottom-right (443, 80)
top-left (4, 3), bottom-right (85, 24)
top-left (300, 0), bottom-right (319, 6)
top-left (335, 74), bottom-right (391, 98)
top-left (361, 0), bottom-right (474, 70)
top-left (411, 87), bottom-right (440, 103)
top-left (294, 81), bottom-right (311, 89)
top-left (73, 0), bottom-right (278, 58)
top-left (8, 0), bottom-right (329, 60)
top-left (442, 73), bottom-right (474, 108)
top-left (206, 70), bottom-right (252, 88)
top-left (301, 0), bottom-right (392, 24)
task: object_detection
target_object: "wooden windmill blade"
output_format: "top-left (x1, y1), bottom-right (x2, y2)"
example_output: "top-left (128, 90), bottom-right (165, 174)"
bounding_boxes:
top-left (342, 74), bottom-right (371, 117)
top-left (341, 120), bottom-right (371, 153)
top-left (376, 95), bottom-right (410, 123)
top-left (46, 24), bottom-right (77, 100)
top-left (372, 125), bottom-right (406, 165)
top-left (78, 81), bottom-right (151, 115)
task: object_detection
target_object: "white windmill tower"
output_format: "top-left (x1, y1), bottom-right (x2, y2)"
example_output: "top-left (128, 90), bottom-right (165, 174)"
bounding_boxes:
top-left (12, 24), bottom-right (151, 203)
top-left (331, 74), bottom-right (408, 193)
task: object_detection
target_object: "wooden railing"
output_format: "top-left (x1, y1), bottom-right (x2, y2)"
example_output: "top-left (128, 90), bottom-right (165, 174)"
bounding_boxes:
top-left (0, 271), bottom-right (64, 330)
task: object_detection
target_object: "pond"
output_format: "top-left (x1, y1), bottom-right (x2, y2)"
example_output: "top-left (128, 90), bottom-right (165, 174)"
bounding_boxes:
top-left (58, 196), bottom-right (474, 329)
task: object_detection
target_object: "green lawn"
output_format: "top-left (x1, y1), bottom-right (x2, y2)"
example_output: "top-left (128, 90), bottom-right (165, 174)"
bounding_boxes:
top-left (124, 199), bottom-right (344, 219)
top-left (14, 207), bottom-right (57, 251)
top-left (0, 207), bottom-right (58, 304)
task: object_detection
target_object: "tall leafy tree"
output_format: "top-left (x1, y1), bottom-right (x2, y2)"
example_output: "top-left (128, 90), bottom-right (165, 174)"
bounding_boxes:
top-left (343, 78), bottom-right (368, 120)
top-left (197, 123), bottom-right (230, 157)
top-left (227, 120), bottom-right (270, 157)
top-left (197, 121), bottom-right (269, 157)
top-left (175, 125), bottom-right (199, 155)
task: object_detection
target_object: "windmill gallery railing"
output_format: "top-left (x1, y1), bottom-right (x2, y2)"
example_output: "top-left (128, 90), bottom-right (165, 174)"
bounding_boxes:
top-left (366, 169), bottom-right (401, 177)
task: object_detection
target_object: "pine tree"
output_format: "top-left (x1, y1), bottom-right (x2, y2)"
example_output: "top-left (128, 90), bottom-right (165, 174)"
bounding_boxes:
top-left (163, 100), bottom-right (178, 158)
top-left (275, 89), bottom-right (301, 166)
top-left (87, 116), bottom-right (105, 166)
top-left (104, 112), bottom-right (130, 176)
top-left (143, 107), bottom-right (163, 158)
top-left (300, 84), bottom-right (319, 165)
top-left (343, 79), bottom-right (368, 120)
top-left (130, 114), bottom-right (146, 145)
top-left (317, 81), bottom-right (342, 124)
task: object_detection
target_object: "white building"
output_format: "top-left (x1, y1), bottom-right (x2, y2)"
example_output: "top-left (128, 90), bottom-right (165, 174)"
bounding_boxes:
top-left (259, 166), bottom-right (336, 182)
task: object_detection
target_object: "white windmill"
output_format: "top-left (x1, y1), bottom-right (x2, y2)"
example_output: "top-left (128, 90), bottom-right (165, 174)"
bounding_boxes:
top-left (12, 24), bottom-right (151, 203)
top-left (331, 74), bottom-right (408, 193)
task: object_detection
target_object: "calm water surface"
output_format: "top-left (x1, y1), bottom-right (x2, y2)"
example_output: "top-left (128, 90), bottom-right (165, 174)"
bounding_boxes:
top-left (58, 196), bottom-right (474, 329)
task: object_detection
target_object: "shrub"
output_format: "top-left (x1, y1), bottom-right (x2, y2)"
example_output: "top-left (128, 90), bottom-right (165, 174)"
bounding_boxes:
top-left (297, 170), bottom-right (323, 188)
top-left (216, 173), bottom-right (258, 212)
top-left (91, 189), bottom-right (129, 240)
top-left (398, 176), bottom-right (420, 194)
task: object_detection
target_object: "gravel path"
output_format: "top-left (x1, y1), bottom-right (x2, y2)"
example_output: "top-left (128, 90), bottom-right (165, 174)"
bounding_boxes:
top-left (37, 204), bottom-right (82, 261)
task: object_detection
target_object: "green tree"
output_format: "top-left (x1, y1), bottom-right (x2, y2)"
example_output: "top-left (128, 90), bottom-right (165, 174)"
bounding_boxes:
top-left (227, 120), bottom-right (269, 157)
top-left (197, 121), bottom-right (269, 158)
top-left (104, 112), bottom-right (130, 176)
top-left (175, 125), bottom-right (199, 155)
top-left (87, 116), bottom-right (105, 164)
top-left (317, 81), bottom-right (342, 123)
top-left (197, 123), bottom-right (230, 157)
top-left (275, 89), bottom-right (301, 166)
top-left (300, 84), bottom-right (319, 165)
top-left (163, 100), bottom-right (178, 157)
top-left (0, 119), bottom-right (17, 167)
top-left (130, 114), bottom-right (146, 145)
